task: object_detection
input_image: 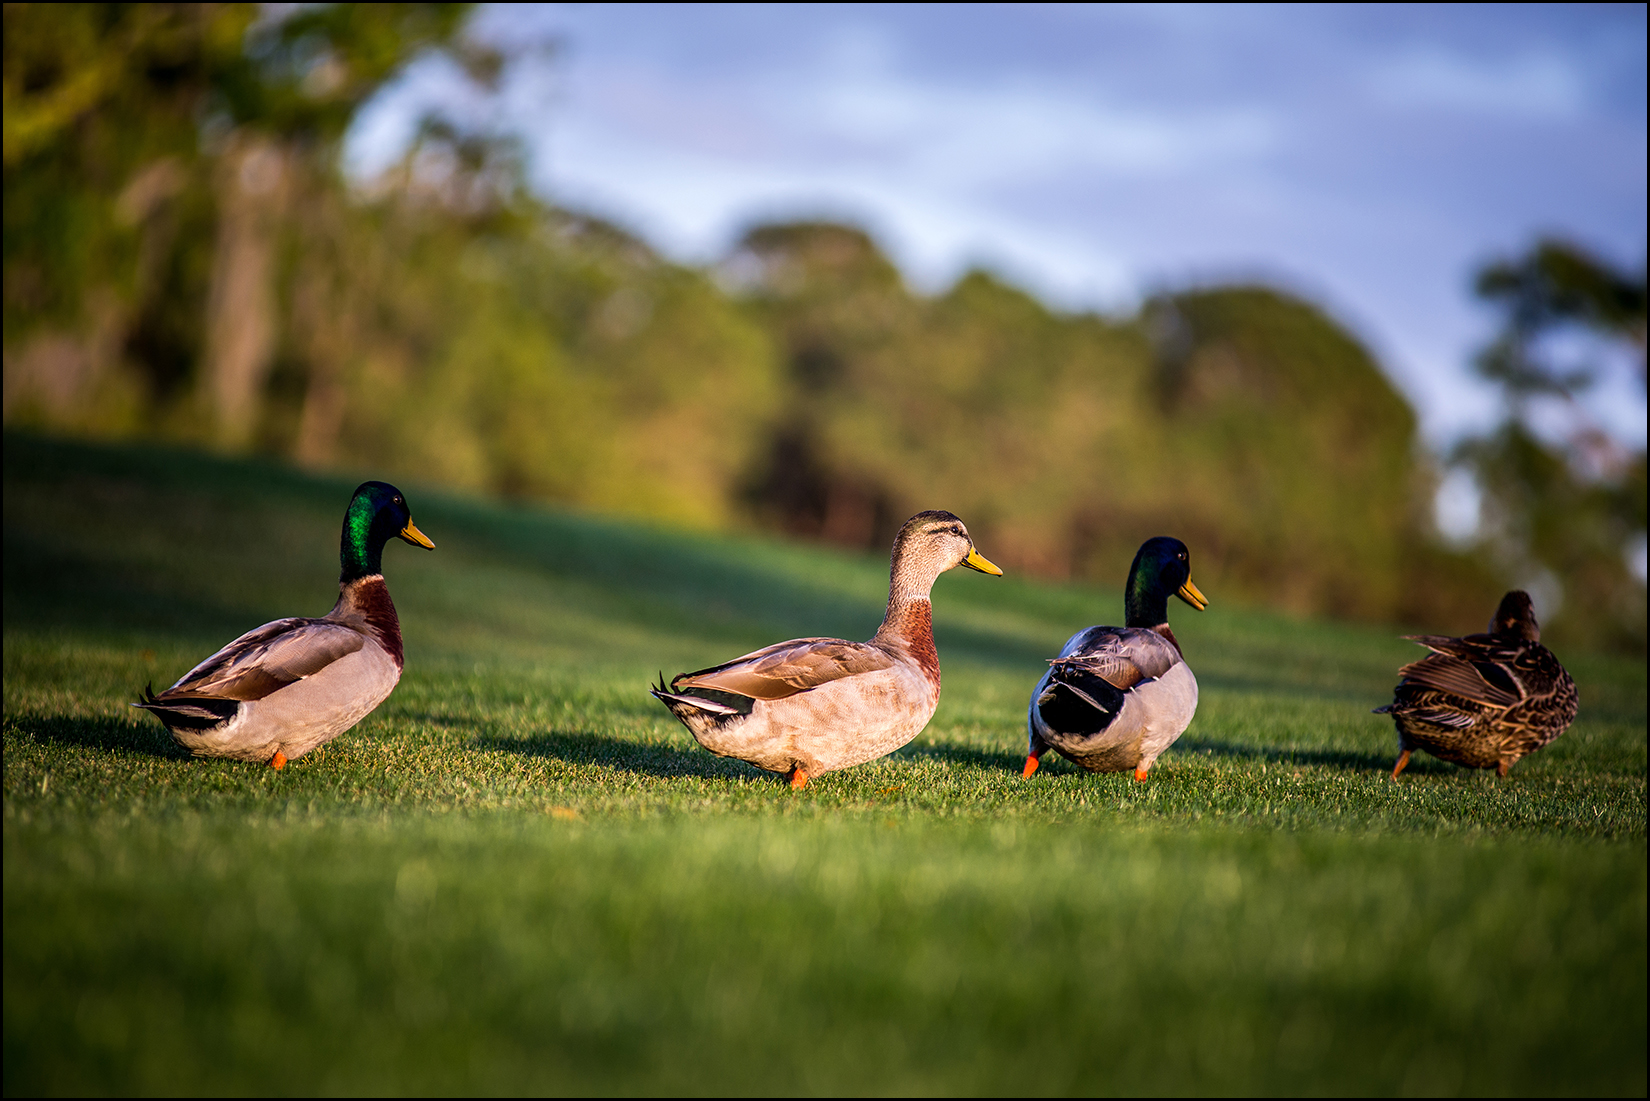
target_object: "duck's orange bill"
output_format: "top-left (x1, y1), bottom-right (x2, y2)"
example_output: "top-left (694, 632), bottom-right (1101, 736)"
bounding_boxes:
top-left (399, 519), bottom-right (436, 549)
top-left (1176, 577), bottom-right (1207, 610)
top-left (964, 547), bottom-right (1003, 575)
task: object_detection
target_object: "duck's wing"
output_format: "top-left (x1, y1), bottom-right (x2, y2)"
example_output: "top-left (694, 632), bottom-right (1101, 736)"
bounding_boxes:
top-left (672, 638), bottom-right (896, 701)
top-left (156, 618), bottom-right (367, 703)
top-left (1051, 626), bottom-right (1182, 690)
top-left (1398, 634), bottom-right (1524, 708)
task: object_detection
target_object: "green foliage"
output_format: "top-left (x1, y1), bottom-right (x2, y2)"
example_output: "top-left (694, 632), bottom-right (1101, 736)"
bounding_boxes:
top-left (1, 3), bottom-right (470, 342)
top-left (1475, 239), bottom-right (1647, 397)
top-left (1144, 288), bottom-right (1422, 620)
top-left (1461, 239), bottom-right (1648, 652)
top-left (734, 224), bottom-right (1492, 624)
top-left (16, 5), bottom-right (1640, 648)
top-left (3, 434), bottom-right (1645, 1094)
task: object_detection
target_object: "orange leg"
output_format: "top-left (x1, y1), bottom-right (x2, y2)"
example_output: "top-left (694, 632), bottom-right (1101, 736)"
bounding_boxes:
top-left (789, 766), bottom-right (810, 791)
top-left (1496, 760), bottom-right (1511, 778)
top-left (1022, 754), bottom-right (1041, 778)
top-left (1390, 749), bottom-right (1411, 781)
top-left (268, 750), bottom-right (288, 770)
top-left (1133, 767), bottom-right (1149, 783)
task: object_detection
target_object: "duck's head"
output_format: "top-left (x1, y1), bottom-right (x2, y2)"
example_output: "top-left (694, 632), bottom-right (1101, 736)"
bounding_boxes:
top-left (1489, 590), bottom-right (1539, 641)
top-left (340, 481), bottom-right (435, 582)
top-left (889, 510), bottom-right (1002, 599)
top-left (1124, 536), bottom-right (1207, 628)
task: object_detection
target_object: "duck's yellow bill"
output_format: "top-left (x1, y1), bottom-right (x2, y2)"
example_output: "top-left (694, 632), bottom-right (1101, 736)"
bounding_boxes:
top-left (399, 519), bottom-right (436, 550)
top-left (963, 547), bottom-right (1003, 576)
top-left (1177, 577), bottom-right (1208, 610)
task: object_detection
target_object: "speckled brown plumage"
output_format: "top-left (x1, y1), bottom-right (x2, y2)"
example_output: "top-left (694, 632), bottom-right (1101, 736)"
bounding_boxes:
top-left (1376, 590), bottom-right (1577, 779)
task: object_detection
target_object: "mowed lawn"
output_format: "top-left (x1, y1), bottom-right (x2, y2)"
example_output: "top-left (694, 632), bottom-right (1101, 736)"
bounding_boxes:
top-left (3, 432), bottom-right (1644, 1096)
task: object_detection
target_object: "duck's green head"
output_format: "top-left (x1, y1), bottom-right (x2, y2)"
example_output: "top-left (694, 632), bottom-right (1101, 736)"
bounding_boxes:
top-left (340, 481), bottom-right (435, 582)
top-left (1124, 536), bottom-right (1207, 628)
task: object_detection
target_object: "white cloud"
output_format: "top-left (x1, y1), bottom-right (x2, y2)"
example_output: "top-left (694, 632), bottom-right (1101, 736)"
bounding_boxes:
top-left (1366, 48), bottom-right (1587, 119)
top-left (344, 3), bottom-right (1644, 455)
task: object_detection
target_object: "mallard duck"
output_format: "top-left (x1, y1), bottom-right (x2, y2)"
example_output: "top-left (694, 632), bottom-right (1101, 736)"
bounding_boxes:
top-left (1375, 590), bottom-right (1577, 779)
top-left (133, 481), bottom-right (434, 768)
top-left (1024, 536), bottom-right (1207, 781)
top-left (651, 510), bottom-right (1002, 788)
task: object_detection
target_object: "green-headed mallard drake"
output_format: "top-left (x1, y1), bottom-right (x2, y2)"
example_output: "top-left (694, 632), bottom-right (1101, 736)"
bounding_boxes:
top-left (651, 510), bottom-right (1002, 789)
top-left (133, 481), bottom-right (434, 768)
top-left (1375, 590), bottom-right (1576, 779)
top-left (1024, 536), bottom-right (1207, 781)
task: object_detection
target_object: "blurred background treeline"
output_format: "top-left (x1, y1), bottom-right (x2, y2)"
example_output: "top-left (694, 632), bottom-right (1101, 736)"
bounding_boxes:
top-left (4, 4), bottom-right (1645, 651)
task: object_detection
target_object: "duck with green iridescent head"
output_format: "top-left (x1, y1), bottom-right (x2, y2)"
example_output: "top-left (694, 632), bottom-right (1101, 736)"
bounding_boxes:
top-left (134, 481), bottom-right (435, 768)
top-left (1024, 536), bottom-right (1207, 781)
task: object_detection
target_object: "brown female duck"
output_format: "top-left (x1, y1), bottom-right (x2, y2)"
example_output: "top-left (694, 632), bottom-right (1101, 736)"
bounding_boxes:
top-left (1376, 590), bottom-right (1577, 779)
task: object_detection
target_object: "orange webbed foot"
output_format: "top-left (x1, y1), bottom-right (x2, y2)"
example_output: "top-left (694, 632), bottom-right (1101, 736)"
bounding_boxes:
top-left (1133, 767), bottom-right (1149, 782)
top-left (268, 750), bottom-right (288, 770)
top-left (789, 767), bottom-right (810, 790)
top-left (1022, 755), bottom-right (1041, 778)
top-left (1390, 749), bottom-right (1411, 781)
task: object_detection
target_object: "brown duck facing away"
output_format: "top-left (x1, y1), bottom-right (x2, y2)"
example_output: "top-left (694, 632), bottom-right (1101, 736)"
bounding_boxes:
top-left (1375, 590), bottom-right (1577, 780)
top-left (133, 481), bottom-right (434, 768)
top-left (651, 510), bottom-right (1002, 789)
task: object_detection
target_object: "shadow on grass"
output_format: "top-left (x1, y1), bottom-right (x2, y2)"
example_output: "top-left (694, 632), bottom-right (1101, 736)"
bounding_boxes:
top-left (6, 710), bottom-right (187, 759)
top-left (1176, 735), bottom-right (1398, 773)
top-left (472, 730), bottom-right (777, 784)
top-left (902, 741), bottom-right (1027, 775)
top-left (911, 735), bottom-right (1403, 777)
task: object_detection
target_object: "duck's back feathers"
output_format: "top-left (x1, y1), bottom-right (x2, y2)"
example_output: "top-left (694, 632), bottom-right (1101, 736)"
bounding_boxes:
top-left (158, 619), bottom-right (368, 703)
top-left (672, 638), bottom-right (896, 701)
top-left (1051, 625), bottom-right (1182, 688)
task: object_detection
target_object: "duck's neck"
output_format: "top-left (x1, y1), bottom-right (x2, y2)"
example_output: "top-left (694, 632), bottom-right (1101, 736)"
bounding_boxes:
top-left (340, 499), bottom-right (388, 582)
top-left (330, 575), bottom-right (404, 669)
top-left (1124, 565), bottom-right (1180, 654)
top-left (1124, 572), bottom-right (1168, 632)
top-left (874, 553), bottom-right (942, 691)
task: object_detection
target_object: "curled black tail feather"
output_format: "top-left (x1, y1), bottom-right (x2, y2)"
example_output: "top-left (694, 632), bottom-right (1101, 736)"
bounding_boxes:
top-left (132, 685), bottom-right (239, 730)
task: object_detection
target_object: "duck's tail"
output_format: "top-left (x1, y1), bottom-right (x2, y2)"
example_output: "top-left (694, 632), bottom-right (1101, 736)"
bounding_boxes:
top-left (650, 673), bottom-right (753, 733)
top-left (132, 683), bottom-right (239, 730)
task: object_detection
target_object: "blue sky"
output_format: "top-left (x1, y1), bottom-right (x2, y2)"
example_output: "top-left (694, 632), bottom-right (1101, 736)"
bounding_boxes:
top-left (349, 2), bottom-right (1647, 453)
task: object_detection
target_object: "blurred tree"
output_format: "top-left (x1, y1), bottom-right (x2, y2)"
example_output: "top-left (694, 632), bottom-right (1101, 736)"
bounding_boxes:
top-left (731, 222), bottom-right (914, 544)
top-left (1459, 239), bottom-right (1648, 652)
top-left (11, 10), bottom-right (1627, 644)
top-left (2, 2), bottom-right (474, 442)
top-left (4, 3), bottom-right (778, 525)
top-left (728, 221), bottom-right (1482, 624)
top-left (1140, 288), bottom-right (1436, 620)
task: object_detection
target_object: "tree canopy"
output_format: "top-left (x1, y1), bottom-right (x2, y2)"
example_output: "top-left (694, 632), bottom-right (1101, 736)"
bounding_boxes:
top-left (5, 4), bottom-right (1642, 650)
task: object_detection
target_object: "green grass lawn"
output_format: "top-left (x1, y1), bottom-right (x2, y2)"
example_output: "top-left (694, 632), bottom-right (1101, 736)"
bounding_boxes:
top-left (4, 432), bottom-right (1645, 1095)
